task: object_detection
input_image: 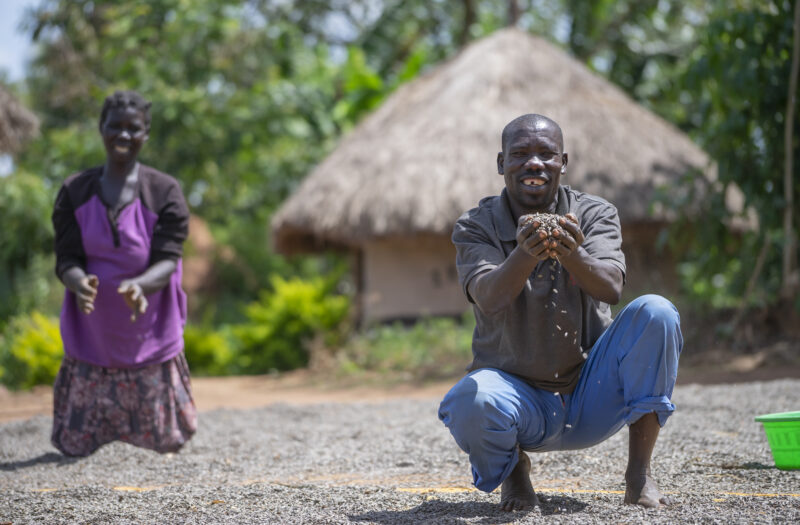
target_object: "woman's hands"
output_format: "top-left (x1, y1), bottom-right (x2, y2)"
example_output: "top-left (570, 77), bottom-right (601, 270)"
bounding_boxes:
top-left (61, 265), bottom-right (162, 321)
top-left (117, 280), bottom-right (149, 322)
top-left (61, 267), bottom-right (99, 314)
top-left (76, 274), bottom-right (99, 314)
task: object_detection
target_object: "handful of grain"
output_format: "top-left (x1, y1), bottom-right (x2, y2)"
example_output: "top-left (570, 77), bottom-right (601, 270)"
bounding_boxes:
top-left (519, 212), bottom-right (563, 237)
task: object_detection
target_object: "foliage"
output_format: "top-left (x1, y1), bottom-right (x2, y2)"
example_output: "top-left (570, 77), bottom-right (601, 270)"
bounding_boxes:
top-left (337, 312), bottom-right (475, 380)
top-left (0, 311), bottom-right (63, 390)
top-left (234, 275), bottom-right (350, 373)
top-left (653, 0), bottom-right (800, 307)
top-left (2, 0), bottom-right (796, 368)
top-left (183, 322), bottom-right (237, 376)
top-left (0, 172), bottom-right (61, 325)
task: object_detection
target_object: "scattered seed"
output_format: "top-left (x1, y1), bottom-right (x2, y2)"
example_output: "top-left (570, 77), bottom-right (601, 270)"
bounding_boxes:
top-left (556, 324), bottom-right (562, 331)
top-left (583, 352), bottom-right (589, 359)
top-left (553, 289), bottom-right (558, 293)
top-left (560, 310), bottom-right (567, 314)
top-left (565, 424), bottom-right (572, 428)
top-left (554, 372), bottom-right (559, 378)
top-left (550, 275), bottom-right (555, 281)
top-left (564, 332), bottom-right (568, 337)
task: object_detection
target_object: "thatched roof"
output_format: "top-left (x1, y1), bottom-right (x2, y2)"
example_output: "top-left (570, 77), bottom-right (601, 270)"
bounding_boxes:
top-left (0, 85), bottom-right (38, 154)
top-left (272, 28), bottom-right (713, 254)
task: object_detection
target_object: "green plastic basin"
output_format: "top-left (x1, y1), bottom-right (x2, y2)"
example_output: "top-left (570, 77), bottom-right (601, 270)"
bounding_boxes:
top-left (754, 411), bottom-right (800, 470)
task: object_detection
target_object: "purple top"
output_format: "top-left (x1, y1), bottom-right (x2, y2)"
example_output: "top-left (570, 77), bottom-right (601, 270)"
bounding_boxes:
top-left (52, 165), bottom-right (189, 368)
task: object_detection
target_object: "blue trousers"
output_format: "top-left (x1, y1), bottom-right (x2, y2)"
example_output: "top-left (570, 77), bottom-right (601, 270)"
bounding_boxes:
top-left (438, 294), bottom-right (682, 493)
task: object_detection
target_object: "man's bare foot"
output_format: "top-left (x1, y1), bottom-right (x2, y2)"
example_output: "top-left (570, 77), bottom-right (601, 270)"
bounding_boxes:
top-left (500, 448), bottom-right (539, 511)
top-left (624, 471), bottom-right (672, 508)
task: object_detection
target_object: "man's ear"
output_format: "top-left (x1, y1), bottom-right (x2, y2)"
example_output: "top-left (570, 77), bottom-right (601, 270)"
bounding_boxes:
top-left (561, 152), bottom-right (568, 172)
top-left (497, 152), bottom-right (505, 175)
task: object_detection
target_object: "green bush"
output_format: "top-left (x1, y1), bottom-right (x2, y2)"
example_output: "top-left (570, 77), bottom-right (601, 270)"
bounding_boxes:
top-left (183, 323), bottom-right (237, 376)
top-left (0, 172), bottom-right (58, 325)
top-left (234, 275), bottom-right (350, 373)
top-left (0, 311), bottom-right (63, 390)
top-left (338, 312), bottom-right (475, 380)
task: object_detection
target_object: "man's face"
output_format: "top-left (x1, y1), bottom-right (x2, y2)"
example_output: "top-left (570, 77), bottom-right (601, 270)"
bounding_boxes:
top-left (100, 106), bottom-right (149, 164)
top-left (497, 121), bottom-right (567, 216)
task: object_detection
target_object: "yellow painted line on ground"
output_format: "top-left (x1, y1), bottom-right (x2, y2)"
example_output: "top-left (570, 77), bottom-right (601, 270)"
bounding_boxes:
top-left (396, 487), bottom-right (800, 499)
top-left (397, 487), bottom-right (477, 494)
top-left (717, 491), bottom-right (800, 498)
top-left (112, 486), bottom-right (164, 492)
top-left (30, 488), bottom-right (58, 492)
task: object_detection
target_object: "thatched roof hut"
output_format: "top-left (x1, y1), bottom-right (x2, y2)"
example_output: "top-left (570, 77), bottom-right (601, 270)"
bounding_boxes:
top-left (272, 28), bottom-right (714, 322)
top-left (0, 86), bottom-right (38, 155)
top-left (273, 28), bottom-right (711, 255)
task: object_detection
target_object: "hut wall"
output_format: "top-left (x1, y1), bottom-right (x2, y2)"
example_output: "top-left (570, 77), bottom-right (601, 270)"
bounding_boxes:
top-left (358, 225), bottom-right (679, 324)
top-left (361, 235), bottom-right (467, 322)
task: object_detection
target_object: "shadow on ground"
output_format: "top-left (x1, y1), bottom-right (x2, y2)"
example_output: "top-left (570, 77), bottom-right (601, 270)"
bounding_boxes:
top-left (350, 494), bottom-right (587, 523)
top-left (0, 452), bottom-right (77, 471)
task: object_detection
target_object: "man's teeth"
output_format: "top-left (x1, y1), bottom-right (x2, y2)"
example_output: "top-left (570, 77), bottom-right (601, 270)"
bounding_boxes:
top-left (523, 179), bottom-right (546, 186)
top-left (114, 145), bottom-right (129, 153)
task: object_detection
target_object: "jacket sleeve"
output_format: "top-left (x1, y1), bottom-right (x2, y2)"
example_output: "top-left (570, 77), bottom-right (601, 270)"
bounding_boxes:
top-left (149, 181), bottom-right (190, 264)
top-left (52, 183), bottom-right (86, 280)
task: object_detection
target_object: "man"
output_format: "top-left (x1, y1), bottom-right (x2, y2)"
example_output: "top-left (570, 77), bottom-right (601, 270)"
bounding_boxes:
top-left (438, 114), bottom-right (682, 511)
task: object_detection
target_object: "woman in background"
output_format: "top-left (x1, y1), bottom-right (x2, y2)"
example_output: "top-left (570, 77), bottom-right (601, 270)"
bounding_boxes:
top-left (51, 90), bottom-right (196, 456)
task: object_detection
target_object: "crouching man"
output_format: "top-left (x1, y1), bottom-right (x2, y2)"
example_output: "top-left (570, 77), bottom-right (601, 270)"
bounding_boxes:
top-left (438, 114), bottom-right (682, 510)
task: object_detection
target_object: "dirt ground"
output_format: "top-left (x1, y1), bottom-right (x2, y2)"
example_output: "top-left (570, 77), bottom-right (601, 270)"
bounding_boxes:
top-left (3, 359), bottom-right (800, 424)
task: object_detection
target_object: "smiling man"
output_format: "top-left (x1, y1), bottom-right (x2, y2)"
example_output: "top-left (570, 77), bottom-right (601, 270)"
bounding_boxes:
top-left (438, 114), bottom-right (682, 511)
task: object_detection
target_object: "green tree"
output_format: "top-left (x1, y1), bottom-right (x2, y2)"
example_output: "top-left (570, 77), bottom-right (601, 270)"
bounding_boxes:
top-left (655, 1), bottom-right (800, 310)
top-left (0, 172), bottom-right (59, 325)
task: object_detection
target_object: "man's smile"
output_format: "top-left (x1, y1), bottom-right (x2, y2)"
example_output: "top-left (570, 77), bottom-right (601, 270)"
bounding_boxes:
top-left (521, 175), bottom-right (548, 187)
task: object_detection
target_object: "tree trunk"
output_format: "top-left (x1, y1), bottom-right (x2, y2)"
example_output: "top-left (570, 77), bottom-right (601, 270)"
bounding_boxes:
top-left (508, 0), bottom-right (520, 27)
top-left (459, 0), bottom-right (476, 47)
top-left (782, 0), bottom-right (800, 299)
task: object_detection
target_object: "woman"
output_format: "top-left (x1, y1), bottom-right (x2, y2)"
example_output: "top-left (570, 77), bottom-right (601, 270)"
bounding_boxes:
top-left (51, 90), bottom-right (196, 456)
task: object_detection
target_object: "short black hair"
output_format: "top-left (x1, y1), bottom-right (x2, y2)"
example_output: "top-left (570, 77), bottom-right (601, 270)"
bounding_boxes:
top-left (99, 90), bottom-right (152, 131)
top-left (501, 114), bottom-right (564, 153)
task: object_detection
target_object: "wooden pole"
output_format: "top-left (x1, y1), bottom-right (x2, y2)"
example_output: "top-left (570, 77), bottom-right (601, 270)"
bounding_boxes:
top-left (781, 0), bottom-right (800, 298)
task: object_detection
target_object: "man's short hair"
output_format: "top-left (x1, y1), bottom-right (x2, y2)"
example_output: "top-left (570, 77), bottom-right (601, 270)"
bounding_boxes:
top-left (501, 114), bottom-right (564, 153)
top-left (99, 90), bottom-right (152, 131)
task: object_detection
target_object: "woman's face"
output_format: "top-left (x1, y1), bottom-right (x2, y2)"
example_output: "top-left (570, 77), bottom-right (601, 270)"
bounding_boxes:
top-left (100, 106), bottom-right (149, 164)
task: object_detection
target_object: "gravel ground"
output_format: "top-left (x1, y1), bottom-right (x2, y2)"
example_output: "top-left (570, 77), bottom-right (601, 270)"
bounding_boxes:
top-left (1, 379), bottom-right (799, 524)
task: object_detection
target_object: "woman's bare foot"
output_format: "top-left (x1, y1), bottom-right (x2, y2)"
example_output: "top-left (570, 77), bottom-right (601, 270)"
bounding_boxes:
top-left (624, 471), bottom-right (672, 508)
top-left (500, 448), bottom-right (539, 511)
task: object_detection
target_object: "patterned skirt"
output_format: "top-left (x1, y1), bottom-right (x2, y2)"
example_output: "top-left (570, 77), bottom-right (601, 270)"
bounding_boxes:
top-left (51, 353), bottom-right (197, 457)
